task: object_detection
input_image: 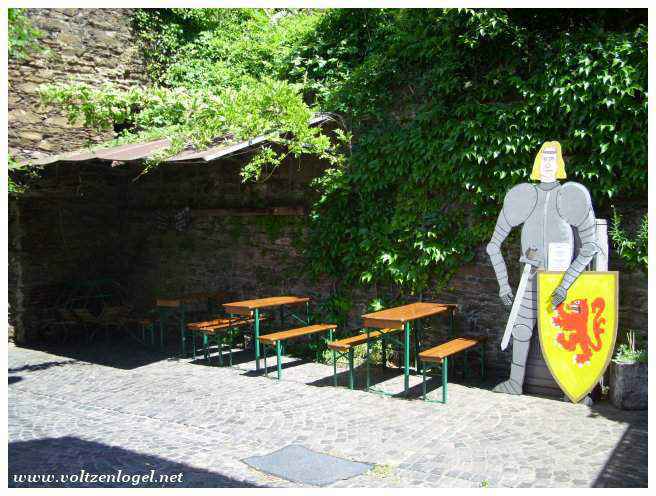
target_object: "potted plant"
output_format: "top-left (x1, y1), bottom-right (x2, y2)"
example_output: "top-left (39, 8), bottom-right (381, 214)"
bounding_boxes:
top-left (609, 330), bottom-right (647, 410)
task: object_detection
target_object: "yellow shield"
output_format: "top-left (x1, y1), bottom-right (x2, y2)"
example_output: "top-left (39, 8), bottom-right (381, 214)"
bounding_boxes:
top-left (537, 271), bottom-right (619, 403)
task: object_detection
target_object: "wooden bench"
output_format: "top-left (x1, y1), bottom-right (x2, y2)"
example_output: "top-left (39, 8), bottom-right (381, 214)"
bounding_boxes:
top-left (327, 328), bottom-right (401, 389)
top-left (258, 324), bottom-right (337, 379)
top-left (418, 336), bottom-right (487, 404)
top-left (186, 316), bottom-right (266, 365)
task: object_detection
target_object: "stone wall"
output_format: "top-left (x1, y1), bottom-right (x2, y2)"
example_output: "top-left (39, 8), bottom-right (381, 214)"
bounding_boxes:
top-left (9, 155), bottom-right (648, 378)
top-left (8, 8), bottom-right (146, 162)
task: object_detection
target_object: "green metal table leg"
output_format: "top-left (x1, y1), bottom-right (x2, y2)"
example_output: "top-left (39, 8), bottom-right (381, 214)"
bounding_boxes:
top-left (217, 334), bottom-right (224, 366)
top-left (332, 348), bottom-right (338, 386)
top-left (448, 308), bottom-right (454, 338)
top-left (254, 308), bottom-right (261, 371)
top-left (422, 364), bottom-right (427, 400)
top-left (404, 321), bottom-right (411, 396)
top-left (192, 329), bottom-right (196, 360)
top-left (263, 343), bottom-right (268, 377)
top-left (327, 328), bottom-right (333, 364)
top-left (381, 335), bottom-right (386, 370)
top-left (414, 324), bottom-right (420, 372)
top-left (448, 309), bottom-right (455, 376)
top-left (442, 357), bottom-right (448, 403)
top-left (416, 318), bottom-right (423, 374)
top-left (365, 329), bottom-right (371, 390)
top-left (203, 333), bottom-right (209, 361)
top-left (276, 340), bottom-right (282, 380)
top-left (179, 306), bottom-right (186, 357)
top-left (348, 348), bottom-right (354, 390)
top-left (158, 307), bottom-right (170, 350)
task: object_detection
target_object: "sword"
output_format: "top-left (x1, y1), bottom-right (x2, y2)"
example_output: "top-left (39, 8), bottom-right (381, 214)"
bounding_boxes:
top-left (501, 247), bottom-right (539, 351)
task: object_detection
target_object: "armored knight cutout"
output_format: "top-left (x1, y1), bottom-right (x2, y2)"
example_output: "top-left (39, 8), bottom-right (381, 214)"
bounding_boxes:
top-left (486, 141), bottom-right (613, 397)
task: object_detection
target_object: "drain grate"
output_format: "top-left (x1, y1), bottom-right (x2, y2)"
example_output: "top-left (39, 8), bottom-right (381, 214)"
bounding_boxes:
top-left (243, 444), bottom-right (372, 486)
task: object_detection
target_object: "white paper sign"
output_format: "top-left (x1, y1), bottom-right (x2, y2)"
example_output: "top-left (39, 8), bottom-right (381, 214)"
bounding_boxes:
top-left (548, 242), bottom-right (572, 271)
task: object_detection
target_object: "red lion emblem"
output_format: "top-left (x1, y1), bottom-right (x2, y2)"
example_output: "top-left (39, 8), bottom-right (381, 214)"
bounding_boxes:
top-left (552, 297), bottom-right (606, 367)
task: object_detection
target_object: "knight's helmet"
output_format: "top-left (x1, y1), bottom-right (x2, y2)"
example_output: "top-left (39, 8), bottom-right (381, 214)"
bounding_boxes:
top-left (530, 141), bottom-right (567, 181)
top-left (530, 140), bottom-right (607, 270)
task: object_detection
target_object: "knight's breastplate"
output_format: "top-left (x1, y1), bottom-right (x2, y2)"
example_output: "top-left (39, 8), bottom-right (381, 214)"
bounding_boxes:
top-left (521, 184), bottom-right (574, 269)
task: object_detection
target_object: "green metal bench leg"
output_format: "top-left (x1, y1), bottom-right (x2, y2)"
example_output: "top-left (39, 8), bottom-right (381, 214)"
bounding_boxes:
top-left (332, 349), bottom-right (338, 387)
top-left (348, 348), bottom-right (354, 390)
top-left (382, 336), bottom-right (386, 370)
top-left (276, 340), bottom-right (282, 380)
top-left (191, 330), bottom-right (196, 360)
top-left (442, 357), bottom-right (448, 403)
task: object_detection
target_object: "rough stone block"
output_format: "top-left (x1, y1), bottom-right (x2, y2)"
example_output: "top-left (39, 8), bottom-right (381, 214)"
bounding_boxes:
top-left (609, 361), bottom-right (647, 410)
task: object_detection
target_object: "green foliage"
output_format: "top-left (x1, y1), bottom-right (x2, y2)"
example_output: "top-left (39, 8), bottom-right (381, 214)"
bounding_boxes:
top-left (8, 156), bottom-right (26, 194)
top-left (609, 208), bottom-right (648, 271)
top-left (8, 8), bottom-right (44, 60)
top-left (302, 9), bottom-right (648, 292)
top-left (614, 330), bottom-right (647, 364)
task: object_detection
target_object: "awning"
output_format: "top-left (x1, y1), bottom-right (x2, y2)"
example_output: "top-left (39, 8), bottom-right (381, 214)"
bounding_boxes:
top-left (29, 114), bottom-right (331, 167)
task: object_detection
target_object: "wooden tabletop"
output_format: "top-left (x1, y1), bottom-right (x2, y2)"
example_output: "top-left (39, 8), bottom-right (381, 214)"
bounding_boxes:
top-left (223, 296), bottom-right (310, 316)
top-left (362, 302), bottom-right (456, 329)
top-left (156, 291), bottom-right (227, 307)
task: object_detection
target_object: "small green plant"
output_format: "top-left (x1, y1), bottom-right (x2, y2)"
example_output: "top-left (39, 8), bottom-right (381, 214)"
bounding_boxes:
top-left (369, 464), bottom-right (397, 479)
top-left (610, 208), bottom-right (648, 272)
top-left (614, 330), bottom-right (647, 364)
top-left (480, 479), bottom-right (490, 488)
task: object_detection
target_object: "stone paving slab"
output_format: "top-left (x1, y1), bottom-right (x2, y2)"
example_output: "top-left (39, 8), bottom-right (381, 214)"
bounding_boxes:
top-left (7, 341), bottom-right (647, 488)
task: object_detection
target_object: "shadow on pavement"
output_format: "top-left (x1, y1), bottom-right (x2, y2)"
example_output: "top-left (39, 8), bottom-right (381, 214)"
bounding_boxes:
top-left (9, 436), bottom-right (262, 488)
top-left (17, 337), bottom-right (171, 371)
top-left (589, 402), bottom-right (648, 487)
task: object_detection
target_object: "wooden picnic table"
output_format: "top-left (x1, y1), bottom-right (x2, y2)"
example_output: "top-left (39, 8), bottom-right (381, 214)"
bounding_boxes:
top-left (361, 302), bottom-right (456, 396)
top-left (223, 296), bottom-right (310, 371)
top-left (156, 291), bottom-right (228, 356)
top-left (156, 291), bottom-right (228, 308)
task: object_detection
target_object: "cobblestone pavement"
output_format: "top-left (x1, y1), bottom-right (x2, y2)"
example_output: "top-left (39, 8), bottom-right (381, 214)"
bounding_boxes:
top-left (8, 340), bottom-right (647, 488)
